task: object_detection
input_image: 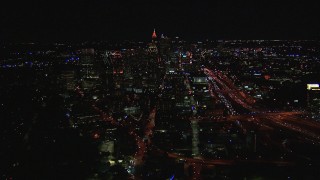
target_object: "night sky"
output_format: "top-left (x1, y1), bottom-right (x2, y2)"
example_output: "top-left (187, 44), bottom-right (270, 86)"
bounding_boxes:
top-left (1, 0), bottom-right (320, 42)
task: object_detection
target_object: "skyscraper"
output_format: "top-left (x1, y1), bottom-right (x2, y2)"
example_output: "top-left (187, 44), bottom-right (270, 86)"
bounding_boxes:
top-left (149, 29), bottom-right (158, 54)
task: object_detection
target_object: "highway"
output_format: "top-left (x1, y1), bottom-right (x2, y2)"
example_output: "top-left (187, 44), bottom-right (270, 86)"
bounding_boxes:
top-left (157, 67), bottom-right (320, 179)
top-left (204, 68), bottom-right (256, 112)
top-left (76, 65), bottom-right (320, 179)
top-left (150, 66), bottom-right (319, 179)
top-left (164, 67), bottom-right (320, 179)
top-left (203, 67), bottom-right (320, 144)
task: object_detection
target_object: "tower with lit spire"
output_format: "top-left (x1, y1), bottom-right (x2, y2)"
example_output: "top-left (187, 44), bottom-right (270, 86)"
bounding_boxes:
top-left (149, 28), bottom-right (158, 54)
top-left (152, 28), bottom-right (157, 40)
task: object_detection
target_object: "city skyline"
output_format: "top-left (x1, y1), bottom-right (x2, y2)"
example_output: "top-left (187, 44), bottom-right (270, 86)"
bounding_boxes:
top-left (1, 1), bottom-right (320, 179)
top-left (1, 34), bottom-right (320, 179)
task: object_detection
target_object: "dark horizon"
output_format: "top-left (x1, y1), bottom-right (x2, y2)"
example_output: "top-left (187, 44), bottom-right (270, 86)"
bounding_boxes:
top-left (1, 1), bottom-right (320, 42)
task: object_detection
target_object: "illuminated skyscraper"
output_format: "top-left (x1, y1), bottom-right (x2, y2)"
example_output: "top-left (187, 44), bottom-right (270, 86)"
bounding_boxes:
top-left (149, 29), bottom-right (158, 54)
top-left (152, 28), bottom-right (157, 40)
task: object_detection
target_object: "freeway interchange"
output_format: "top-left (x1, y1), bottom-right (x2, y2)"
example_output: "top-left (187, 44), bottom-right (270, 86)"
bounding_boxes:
top-left (77, 65), bottom-right (320, 179)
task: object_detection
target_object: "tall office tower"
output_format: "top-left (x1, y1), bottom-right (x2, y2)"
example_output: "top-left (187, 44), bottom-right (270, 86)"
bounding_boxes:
top-left (307, 83), bottom-right (320, 120)
top-left (149, 29), bottom-right (158, 54)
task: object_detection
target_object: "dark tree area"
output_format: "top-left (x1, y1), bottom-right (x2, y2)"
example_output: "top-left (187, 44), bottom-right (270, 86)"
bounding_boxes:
top-left (0, 68), bottom-right (99, 179)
